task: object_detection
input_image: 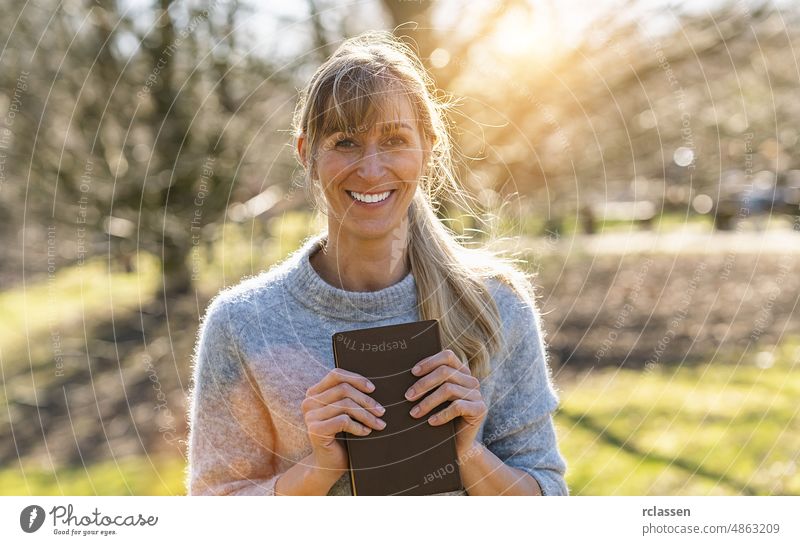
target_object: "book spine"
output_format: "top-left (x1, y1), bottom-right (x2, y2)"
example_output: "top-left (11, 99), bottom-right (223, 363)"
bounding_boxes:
top-left (434, 322), bottom-right (464, 491)
top-left (332, 336), bottom-right (359, 496)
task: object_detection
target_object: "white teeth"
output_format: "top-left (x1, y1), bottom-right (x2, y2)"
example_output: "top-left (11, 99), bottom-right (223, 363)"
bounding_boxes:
top-left (348, 190), bottom-right (391, 203)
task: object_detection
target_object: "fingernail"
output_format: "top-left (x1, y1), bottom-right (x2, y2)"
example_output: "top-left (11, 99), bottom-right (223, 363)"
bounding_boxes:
top-left (377, 419), bottom-right (386, 429)
top-left (375, 404), bottom-right (385, 415)
top-left (366, 381), bottom-right (375, 391)
top-left (410, 406), bottom-right (420, 417)
top-left (405, 388), bottom-right (415, 399)
top-left (411, 365), bottom-right (421, 375)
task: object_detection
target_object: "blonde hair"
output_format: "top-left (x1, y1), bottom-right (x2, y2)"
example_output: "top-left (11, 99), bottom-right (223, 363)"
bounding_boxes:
top-left (292, 30), bottom-right (538, 380)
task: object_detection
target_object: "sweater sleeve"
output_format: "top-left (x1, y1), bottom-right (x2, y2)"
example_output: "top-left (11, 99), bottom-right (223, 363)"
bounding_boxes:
top-left (186, 296), bottom-right (283, 496)
top-left (481, 290), bottom-right (569, 496)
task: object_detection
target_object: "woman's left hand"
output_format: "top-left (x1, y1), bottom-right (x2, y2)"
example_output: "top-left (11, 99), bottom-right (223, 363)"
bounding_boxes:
top-left (405, 349), bottom-right (487, 458)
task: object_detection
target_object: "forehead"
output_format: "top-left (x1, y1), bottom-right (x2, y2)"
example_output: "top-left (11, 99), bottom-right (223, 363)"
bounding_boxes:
top-left (371, 92), bottom-right (416, 123)
top-left (321, 84), bottom-right (421, 137)
top-left (362, 101), bottom-right (418, 136)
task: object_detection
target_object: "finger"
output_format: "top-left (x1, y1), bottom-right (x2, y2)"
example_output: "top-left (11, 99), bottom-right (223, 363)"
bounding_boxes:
top-left (306, 368), bottom-right (375, 397)
top-left (307, 398), bottom-right (387, 431)
top-left (409, 382), bottom-right (481, 419)
top-left (302, 382), bottom-right (385, 417)
top-left (411, 349), bottom-right (468, 377)
top-left (406, 363), bottom-right (480, 402)
top-left (309, 413), bottom-right (373, 439)
top-left (428, 399), bottom-right (487, 426)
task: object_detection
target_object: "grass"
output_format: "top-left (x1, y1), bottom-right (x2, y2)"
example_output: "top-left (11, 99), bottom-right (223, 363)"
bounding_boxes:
top-left (556, 338), bottom-right (800, 495)
top-left (0, 253), bottom-right (186, 495)
top-left (0, 457), bottom-right (186, 495)
top-left (1, 216), bottom-right (321, 496)
top-left (0, 252), bottom-right (160, 375)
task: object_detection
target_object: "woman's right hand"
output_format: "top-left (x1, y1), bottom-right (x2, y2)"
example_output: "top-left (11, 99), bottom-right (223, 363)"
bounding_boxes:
top-left (302, 369), bottom-right (387, 474)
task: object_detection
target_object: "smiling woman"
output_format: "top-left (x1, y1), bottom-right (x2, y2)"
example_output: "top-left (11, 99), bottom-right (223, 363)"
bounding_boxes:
top-left (186, 30), bottom-right (568, 496)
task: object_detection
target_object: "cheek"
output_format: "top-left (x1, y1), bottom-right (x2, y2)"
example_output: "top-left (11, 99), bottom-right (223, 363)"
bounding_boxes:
top-left (391, 150), bottom-right (426, 179)
top-left (316, 154), bottom-right (353, 187)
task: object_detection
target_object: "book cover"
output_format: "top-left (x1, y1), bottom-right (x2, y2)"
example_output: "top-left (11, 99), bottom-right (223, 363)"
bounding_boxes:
top-left (331, 319), bottom-right (464, 496)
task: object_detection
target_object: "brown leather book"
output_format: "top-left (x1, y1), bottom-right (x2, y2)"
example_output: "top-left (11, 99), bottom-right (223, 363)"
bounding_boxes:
top-left (331, 319), bottom-right (464, 496)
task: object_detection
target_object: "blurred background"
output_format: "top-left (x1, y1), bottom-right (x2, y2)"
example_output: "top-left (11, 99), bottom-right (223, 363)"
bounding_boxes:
top-left (1, 0), bottom-right (799, 495)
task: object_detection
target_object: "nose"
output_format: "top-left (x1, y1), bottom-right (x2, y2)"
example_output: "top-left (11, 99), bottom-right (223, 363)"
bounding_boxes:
top-left (356, 144), bottom-right (386, 182)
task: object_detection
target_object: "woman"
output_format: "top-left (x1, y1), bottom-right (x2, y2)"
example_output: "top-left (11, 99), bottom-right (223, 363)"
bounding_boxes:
top-left (186, 30), bottom-right (568, 496)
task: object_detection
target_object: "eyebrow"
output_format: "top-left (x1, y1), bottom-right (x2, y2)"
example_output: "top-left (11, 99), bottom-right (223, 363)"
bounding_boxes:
top-left (377, 122), bottom-right (413, 132)
top-left (331, 122), bottom-right (414, 138)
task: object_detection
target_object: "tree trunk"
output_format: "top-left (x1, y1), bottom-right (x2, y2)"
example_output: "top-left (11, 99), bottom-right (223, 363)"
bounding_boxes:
top-left (160, 238), bottom-right (193, 296)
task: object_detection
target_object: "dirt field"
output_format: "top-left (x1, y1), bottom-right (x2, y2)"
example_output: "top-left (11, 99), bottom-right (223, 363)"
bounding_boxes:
top-left (534, 251), bottom-right (799, 378)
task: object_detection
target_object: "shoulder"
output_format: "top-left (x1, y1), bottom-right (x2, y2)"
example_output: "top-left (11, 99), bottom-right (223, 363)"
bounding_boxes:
top-left (192, 250), bottom-right (301, 382)
top-left (483, 276), bottom-right (559, 409)
top-left (200, 270), bottom-right (283, 334)
top-left (484, 276), bottom-right (545, 349)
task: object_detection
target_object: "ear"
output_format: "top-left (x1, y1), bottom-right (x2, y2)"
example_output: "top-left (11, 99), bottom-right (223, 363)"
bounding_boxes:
top-left (295, 133), bottom-right (308, 169)
top-left (296, 133), bottom-right (319, 181)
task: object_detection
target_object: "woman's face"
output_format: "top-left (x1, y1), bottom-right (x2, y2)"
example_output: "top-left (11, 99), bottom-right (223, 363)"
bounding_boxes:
top-left (305, 93), bottom-right (429, 243)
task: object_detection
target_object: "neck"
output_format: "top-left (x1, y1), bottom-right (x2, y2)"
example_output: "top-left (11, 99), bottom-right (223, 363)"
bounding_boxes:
top-left (310, 224), bottom-right (411, 292)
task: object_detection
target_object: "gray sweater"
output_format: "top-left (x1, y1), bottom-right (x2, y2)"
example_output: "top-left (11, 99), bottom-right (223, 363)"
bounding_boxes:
top-left (186, 232), bottom-right (568, 496)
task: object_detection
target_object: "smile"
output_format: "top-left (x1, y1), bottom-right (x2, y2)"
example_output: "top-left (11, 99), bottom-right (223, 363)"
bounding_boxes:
top-left (346, 189), bottom-right (395, 204)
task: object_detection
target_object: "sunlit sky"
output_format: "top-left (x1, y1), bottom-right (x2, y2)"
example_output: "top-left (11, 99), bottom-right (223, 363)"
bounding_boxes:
top-left (117, 0), bottom-right (792, 63)
top-left (282, 0), bottom-right (787, 64)
top-left (253, 0), bottom-right (730, 59)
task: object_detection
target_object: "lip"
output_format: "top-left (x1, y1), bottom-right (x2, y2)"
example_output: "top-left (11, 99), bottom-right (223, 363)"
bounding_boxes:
top-left (346, 188), bottom-right (396, 207)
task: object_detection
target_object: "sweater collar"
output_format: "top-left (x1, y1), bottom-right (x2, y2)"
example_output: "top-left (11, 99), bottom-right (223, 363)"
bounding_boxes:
top-left (284, 232), bottom-right (418, 321)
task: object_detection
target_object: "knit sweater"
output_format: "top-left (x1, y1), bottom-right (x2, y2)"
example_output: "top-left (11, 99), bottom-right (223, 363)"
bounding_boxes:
top-left (186, 232), bottom-right (569, 496)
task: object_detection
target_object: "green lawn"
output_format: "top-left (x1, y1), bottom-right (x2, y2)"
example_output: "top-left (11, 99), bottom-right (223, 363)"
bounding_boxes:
top-left (0, 216), bottom-right (321, 496)
top-left (557, 339), bottom-right (800, 495)
top-left (0, 253), bottom-right (160, 375)
top-left (0, 457), bottom-right (186, 495)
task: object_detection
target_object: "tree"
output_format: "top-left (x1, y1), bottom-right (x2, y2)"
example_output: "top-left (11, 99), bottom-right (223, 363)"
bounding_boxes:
top-left (1, 0), bottom-right (300, 296)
